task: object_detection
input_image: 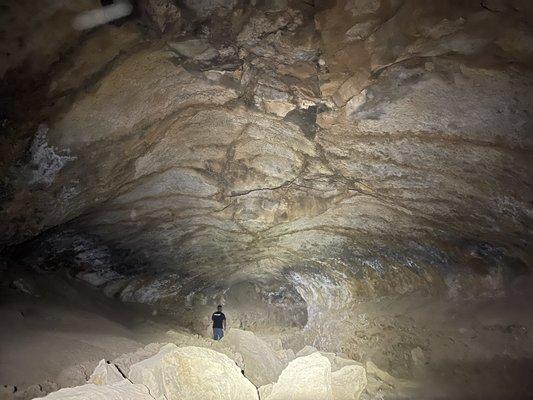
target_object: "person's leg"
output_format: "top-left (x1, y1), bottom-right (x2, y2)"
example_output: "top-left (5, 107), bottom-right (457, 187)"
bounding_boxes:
top-left (213, 328), bottom-right (223, 340)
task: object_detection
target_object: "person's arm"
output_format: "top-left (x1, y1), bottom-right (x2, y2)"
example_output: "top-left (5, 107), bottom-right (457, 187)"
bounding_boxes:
top-left (223, 315), bottom-right (227, 330)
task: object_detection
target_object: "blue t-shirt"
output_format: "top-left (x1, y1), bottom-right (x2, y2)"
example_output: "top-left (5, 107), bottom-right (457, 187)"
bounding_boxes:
top-left (212, 311), bottom-right (226, 329)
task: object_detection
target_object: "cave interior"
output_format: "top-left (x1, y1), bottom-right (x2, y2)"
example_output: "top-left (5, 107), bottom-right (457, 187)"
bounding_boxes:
top-left (0, 0), bottom-right (532, 399)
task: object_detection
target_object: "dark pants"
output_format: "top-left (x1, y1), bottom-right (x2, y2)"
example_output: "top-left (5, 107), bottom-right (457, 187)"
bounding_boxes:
top-left (213, 328), bottom-right (224, 340)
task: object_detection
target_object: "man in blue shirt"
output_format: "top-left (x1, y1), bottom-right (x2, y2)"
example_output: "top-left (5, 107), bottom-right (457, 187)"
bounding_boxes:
top-left (212, 305), bottom-right (226, 340)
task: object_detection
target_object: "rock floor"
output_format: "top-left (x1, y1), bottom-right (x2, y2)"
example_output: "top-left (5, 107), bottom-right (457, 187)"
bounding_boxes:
top-left (2, 269), bottom-right (532, 399)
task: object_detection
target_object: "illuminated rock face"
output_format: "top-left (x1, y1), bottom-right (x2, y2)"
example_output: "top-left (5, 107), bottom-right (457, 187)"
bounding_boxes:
top-left (1, 0), bottom-right (532, 345)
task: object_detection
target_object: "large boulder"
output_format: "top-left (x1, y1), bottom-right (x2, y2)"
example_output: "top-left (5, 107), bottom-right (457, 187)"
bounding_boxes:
top-left (331, 365), bottom-right (367, 400)
top-left (128, 343), bottom-right (259, 400)
top-left (33, 379), bottom-right (154, 400)
top-left (266, 352), bottom-right (333, 400)
top-left (223, 328), bottom-right (285, 386)
top-left (112, 342), bottom-right (167, 376)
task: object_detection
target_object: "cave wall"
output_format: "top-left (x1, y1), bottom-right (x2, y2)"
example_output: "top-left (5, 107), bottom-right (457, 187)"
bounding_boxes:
top-left (0, 0), bottom-right (532, 344)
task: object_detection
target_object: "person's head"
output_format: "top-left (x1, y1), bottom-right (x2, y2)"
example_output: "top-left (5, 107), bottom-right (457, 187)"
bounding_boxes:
top-left (217, 304), bottom-right (222, 311)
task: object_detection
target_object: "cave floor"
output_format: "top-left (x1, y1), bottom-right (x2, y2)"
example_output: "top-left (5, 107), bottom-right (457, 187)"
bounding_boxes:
top-left (2, 271), bottom-right (533, 399)
top-left (0, 271), bottom-right (173, 388)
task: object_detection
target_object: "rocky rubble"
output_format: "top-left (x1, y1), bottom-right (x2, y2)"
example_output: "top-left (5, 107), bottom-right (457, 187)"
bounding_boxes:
top-left (25, 328), bottom-right (414, 400)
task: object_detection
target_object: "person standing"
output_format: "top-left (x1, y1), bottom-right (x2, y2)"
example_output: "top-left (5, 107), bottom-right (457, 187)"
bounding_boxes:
top-left (212, 304), bottom-right (226, 340)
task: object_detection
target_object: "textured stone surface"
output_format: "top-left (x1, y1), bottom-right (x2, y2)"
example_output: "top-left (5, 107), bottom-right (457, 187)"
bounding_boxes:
top-left (331, 365), bottom-right (367, 400)
top-left (128, 344), bottom-right (259, 400)
top-left (223, 329), bottom-right (285, 386)
top-left (88, 360), bottom-right (124, 385)
top-left (266, 353), bottom-right (333, 400)
top-left (33, 380), bottom-right (154, 400)
top-left (142, 0), bottom-right (182, 32)
top-left (0, 0), bottom-right (531, 358)
top-left (258, 383), bottom-right (273, 399)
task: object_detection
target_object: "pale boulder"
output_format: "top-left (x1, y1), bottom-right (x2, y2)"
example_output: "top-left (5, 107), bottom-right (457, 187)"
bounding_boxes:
top-left (129, 343), bottom-right (258, 400)
top-left (331, 365), bottom-right (367, 400)
top-left (266, 352), bottom-right (333, 400)
top-left (224, 328), bottom-right (285, 386)
top-left (33, 380), bottom-right (153, 400)
top-left (112, 342), bottom-right (166, 376)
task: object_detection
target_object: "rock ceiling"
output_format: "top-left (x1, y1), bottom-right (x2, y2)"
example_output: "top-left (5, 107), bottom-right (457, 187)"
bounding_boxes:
top-left (0, 0), bottom-right (531, 309)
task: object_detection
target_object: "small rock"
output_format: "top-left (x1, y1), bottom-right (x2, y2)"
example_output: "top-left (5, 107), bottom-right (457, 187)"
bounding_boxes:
top-left (88, 359), bottom-right (124, 385)
top-left (40, 382), bottom-right (60, 394)
top-left (295, 345), bottom-right (318, 357)
top-left (366, 361), bottom-right (418, 390)
top-left (0, 385), bottom-right (15, 400)
top-left (12, 278), bottom-right (36, 296)
top-left (276, 348), bottom-right (295, 365)
top-left (345, 20), bottom-right (378, 41)
top-left (258, 383), bottom-right (273, 399)
top-left (411, 346), bottom-right (426, 377)
top-left (424, 62), bottom-right (435, 72)
top-left (263, 100), bottom-right (296, 117)
top-left (17, 384), bottom-right (45, 399)
top-left (168, 39), bottom-right (217, 60)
